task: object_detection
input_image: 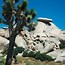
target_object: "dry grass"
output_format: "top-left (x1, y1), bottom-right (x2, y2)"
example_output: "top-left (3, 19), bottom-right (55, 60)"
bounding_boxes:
top-left (12, 57), bottom-right (65, 65)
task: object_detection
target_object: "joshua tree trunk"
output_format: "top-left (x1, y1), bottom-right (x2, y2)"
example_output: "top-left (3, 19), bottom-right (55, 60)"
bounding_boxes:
top-left (5, 32), bottom-right (16, 65)
top-left (5, 19), bottom-right (16, 65)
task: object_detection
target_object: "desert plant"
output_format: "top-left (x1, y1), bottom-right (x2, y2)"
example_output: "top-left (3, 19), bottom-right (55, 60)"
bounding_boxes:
top-left (34, 51), bottom-right (53, 61)
top-left (0, 56), bottom-right (6, 65)
top-left (28, 51), bottom-right (35, 58)
top-left (16, 47), bottom-right (25, 53)
top-left (35, 51), bottom-right (41, 60)
top-left (13, 47), bottom-right (25, 56)
top-left (41, 53), bottom-right (54, 61)
top-left (59, 43), bottom-right (65, 49)
top-left (22, 50), bottom-right (28, 57)
top-left (12, 47), bottom-right (24, 63)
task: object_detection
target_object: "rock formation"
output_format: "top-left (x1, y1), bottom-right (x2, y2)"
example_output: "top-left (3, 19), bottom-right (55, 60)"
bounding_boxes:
top-left (0, 17), bottom-right (65, 62)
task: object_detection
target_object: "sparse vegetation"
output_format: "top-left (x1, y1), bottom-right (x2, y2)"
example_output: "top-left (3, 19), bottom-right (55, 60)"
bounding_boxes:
top-left (22, 50), bottom-right (28, 57)
top-left (22, 51), bottom-right (54, 61)
top-left (0, 56), bottom-right (65, 65)
top-left (59, 43), bottom-right (65, 49)
top-left (35, 51), bottom-right (54, 61)
top-left (12, 57), bottom-right (65, 65)
top-left (35, 51), bottom-right (41, 60)
top-left (13, 47), bottom-right (25, 56)
top-left (41, 53), bottom-right (54, 61)
top-left (28, 51), bottom-right (35, 58)
top-left (0, 56), bottom-right (6, 65)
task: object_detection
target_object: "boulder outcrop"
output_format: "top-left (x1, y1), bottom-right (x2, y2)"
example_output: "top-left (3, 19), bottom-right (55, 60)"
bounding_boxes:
top-left (0, 17), bottom-right (65, 62)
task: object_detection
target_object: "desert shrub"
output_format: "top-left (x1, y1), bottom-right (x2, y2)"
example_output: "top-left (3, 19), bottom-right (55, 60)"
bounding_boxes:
top-left (0, 56), bottom-right (6, 65)
top-left (1, 44), bottom-right (9, 56)
top-left (22, 50), bottom-right (28, 57)
top-left (0, 62), bottom-right (5, 65)
top-left (28, 51), bottom-right (35, 58)
top-left (13, 47), bottom-right (25, 56)
top-left (59, 43), bottom-right (65, 49)
top-left (17, 47), bottom-right (25, 53)
top-left (2, 46), bottom-right (25, 57)
top-left (35, 51), bottom-right (45, 61)
top-left (13, 48), bottom-right (18, 56)
top-left (34, 51), bottom-right (53, 61)
top-left (41, 53), bottom-right (54, 61)
top-left (22, 50), bottom-right (53, 61)
top-left (35, 51), bottom-right (41, 60)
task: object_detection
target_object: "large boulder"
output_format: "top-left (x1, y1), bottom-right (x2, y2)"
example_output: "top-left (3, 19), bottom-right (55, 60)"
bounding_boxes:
top-left (0, 28), bottom-right (9, 38)
top-left (35, 18), bottom-right (65, 43)
top-left (30, 20), bottom-right (61, 53)
top-left (0, 36), bottom-right (9, 52)
top-left (15, 35), bottom-right (26, 48)
top-left (54, 49), bottom-right (65, 63)
top-left (35, 42), bottom-right (44, 53)
top-left (47, 49), bottom-right (62, 59)
top-left (55, 56), bottom-right (65, 63)
top-left (47, 49), bottom-right (65, 63)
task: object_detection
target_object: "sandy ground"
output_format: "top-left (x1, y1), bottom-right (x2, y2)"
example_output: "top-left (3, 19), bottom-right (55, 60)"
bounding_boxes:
top-left (12, 63), bottom-right (26, 65)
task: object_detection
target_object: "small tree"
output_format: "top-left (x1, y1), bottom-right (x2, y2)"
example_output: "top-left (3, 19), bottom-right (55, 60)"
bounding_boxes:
top-left (0, 0), bottom-right (36, 65)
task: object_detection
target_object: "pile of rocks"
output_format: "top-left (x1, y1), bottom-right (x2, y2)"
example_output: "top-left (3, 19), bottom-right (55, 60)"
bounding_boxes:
top-left (0, 17), bottom-right (65, 62)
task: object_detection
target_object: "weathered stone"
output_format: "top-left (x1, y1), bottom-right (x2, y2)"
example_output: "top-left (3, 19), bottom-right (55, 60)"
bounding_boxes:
top-left (35, 42), bottom-right (44, 53)
top-left (0, 36), bottom-right (9, 52)
top-left (0, 29), bottom-right (9, 38)
top-left (47, 49), bottom-right (62, 59)
top-left (37, 17), bottom-right (52, 22)
top-left (54, 49), bottom-right (65, 62)
top-left (15, 35), bottom-right (26, 48)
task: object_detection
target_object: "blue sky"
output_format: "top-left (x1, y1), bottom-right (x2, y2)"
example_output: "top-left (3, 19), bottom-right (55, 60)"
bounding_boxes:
top-left (0, 0), bottom-right (65, 30)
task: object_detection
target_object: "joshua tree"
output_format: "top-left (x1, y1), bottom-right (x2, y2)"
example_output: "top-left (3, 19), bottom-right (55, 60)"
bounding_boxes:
top-left (0, 0), bottom-right (36, 65)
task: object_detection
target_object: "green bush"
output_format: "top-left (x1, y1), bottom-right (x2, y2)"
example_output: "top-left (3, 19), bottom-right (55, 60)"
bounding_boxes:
top-left (34, 51), bottom-right (53, 61)
top-left (13, 47), bottom-right (25, 56)
top-left (28, 51), bottom-right (35, 58)
top-left (17, 47), bottom-right (25, 53)
top-left (59, 44), bottom-right (65, 49)
top-left (35, 51), bottom-right (41, 60)
top-left (2, 46), bottom-right (25, 56)
top-left (22, 50), bottom-right (28, 57)
top-left (13, 48), bottom-right (18, 56)
top-left (0, 62), bottom-right (5, 65)
top-left (0, 56), bottom-right (6, 65)
top-left (22, 50), bottom-right (54, 61)
top-left (41, 53), bottom-right (53, 61)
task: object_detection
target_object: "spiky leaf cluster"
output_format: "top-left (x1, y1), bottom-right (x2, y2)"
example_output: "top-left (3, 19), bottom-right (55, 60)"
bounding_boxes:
top-left (3, 0), bottom-right (19, 3)
top-left (2, 2), bottom-right (12, 20)
top-left (25, 9), bottom-right (36, 20)
top-left (3, 0), bottom-right (11, 3)
top-left (17, 0), bottom-right (28, 11)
